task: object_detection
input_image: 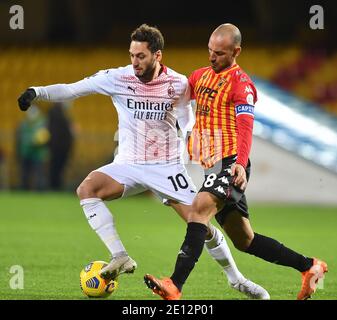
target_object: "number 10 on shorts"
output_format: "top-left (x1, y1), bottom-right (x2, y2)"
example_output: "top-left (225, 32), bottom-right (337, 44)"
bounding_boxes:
top-left (168, 174), bottom-right (189, 191)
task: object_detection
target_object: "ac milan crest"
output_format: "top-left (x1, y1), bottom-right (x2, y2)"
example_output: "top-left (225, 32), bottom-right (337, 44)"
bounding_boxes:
top-left (168, 83), bottom-right (175, 98)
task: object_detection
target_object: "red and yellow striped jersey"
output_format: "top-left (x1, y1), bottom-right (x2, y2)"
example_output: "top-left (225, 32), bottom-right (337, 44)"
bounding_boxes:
top-left (188, 64), bottom-right (257, 168)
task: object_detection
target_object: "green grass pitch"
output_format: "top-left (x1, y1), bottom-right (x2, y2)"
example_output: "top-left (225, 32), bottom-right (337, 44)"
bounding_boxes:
top-left (0, 192), bottom-right (336, 300)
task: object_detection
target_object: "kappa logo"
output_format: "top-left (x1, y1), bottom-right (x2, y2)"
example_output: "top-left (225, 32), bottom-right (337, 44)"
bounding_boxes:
top-left (214, 186), bottom-right (226, 194)
top-left (244, 86), bottom-right (253, 94)
top-left (178, 250), bottom-right (188, 257)
top-left (224, 168), bottom-right (232, 175)
top-left (218, 176), bottom-right (229, 185)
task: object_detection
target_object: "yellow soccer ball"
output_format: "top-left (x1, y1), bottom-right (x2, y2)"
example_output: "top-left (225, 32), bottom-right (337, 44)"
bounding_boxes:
top-left (80, 261), bottom-right (118, 298)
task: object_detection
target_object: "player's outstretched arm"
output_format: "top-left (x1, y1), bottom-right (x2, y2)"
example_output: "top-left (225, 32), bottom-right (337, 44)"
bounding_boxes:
top-left (17, 69), bottom-right (114, 112)
top-left (17, 81), bottom-right (92, 112)
top-left (18, 88), bottom-right (36, 111)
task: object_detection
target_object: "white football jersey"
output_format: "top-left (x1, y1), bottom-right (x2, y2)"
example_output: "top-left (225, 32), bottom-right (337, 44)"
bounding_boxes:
top-left (33, 64), bottom-right (194, 164)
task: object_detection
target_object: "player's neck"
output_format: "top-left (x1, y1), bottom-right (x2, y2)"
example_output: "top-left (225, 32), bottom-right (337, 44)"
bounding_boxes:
top-left (152, 63), bottom-right (163, 80)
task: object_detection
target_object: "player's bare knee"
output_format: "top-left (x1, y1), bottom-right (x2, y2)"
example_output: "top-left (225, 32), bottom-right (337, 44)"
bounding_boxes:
top-left (76, 182), bottom-right (87, 199)
top-left (191, 202), bottom-right (207, 218)
top-left (76, 180), bottom-right (96, 200)
top-left (191, 197), bottom-right (216, 221)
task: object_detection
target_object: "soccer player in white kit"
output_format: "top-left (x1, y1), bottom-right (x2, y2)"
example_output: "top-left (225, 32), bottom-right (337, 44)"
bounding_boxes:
top-left (18, 24), bottom-right (269, 299)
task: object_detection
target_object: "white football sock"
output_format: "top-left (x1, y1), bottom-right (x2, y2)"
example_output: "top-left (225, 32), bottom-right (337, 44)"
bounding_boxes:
top-left (80, 198), bottom-right (127, 258)
top-left (205, 224), bottom-right (244, 284)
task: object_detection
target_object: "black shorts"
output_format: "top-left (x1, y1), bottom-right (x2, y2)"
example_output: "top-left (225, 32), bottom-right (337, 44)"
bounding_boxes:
top-left (199, 155), bottom-right (250, 226)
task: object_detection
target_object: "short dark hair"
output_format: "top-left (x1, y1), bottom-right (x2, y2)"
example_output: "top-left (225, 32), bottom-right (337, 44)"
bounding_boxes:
top-left (130, 24), bottom-right (164, 53)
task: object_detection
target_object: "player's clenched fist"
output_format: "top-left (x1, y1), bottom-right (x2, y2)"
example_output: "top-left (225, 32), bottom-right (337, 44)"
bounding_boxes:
top-left (18, 88), bottom-right (36, 111)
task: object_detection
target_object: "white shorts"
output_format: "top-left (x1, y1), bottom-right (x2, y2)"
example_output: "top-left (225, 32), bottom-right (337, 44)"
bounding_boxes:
top-left (95, 162), bottom-right (197, 205)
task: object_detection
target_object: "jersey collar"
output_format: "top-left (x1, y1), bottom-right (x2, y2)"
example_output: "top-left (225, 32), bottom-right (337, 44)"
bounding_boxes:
top-left (159, 64), bottom-right (168, 76)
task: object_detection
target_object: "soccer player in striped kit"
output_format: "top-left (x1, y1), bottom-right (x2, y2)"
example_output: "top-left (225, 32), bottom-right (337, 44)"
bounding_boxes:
top-left (144, 23), bottom-right (328, 300)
